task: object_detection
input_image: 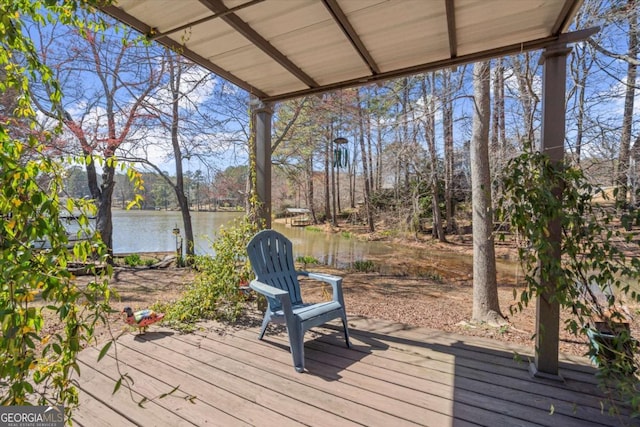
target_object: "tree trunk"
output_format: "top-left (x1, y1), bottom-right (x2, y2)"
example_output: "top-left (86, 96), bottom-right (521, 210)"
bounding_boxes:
top-left (374, 121), bottom-right (381, 192)
top-left (491, 59), bottom-right (502, 154)
top-left (357, 90), bottom-right (375, 232)
top-left (371, 96), bottom-right (380, 192)
top-left (442, 69), bottom-right (455, 233)
top-left (470, 61), bottom-right (505, 325)
top-left (324, 126), bottom-right (331, 222)
top-left (571, 41), bottom-right (590, 165)
top-left (168, 55), bottom-right (195, 260)
top-left (615, 2), bottom-right (638, 209)
top-left (349, 137), bottom-right (356, 209)
top-left (306, 152), bottom-right (317, 223)
top-left (422, 75), bottom-right (446, 242)
top-left (95, 165), bottom-right (115, 258)
top-left (331, 133), bottom-right (338, 226)
top-left (511, 54), bottom-right (539, 150)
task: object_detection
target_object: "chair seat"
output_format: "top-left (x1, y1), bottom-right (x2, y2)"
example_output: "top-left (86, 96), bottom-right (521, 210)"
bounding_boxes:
top-left (272, 301), bottom-right (342, 322)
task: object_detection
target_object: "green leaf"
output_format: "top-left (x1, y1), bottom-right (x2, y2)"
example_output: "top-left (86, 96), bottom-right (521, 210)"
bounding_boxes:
top-left (113, 377), bottom-right (123, 394)
top-left (97, 341), bottom-right (113, 362)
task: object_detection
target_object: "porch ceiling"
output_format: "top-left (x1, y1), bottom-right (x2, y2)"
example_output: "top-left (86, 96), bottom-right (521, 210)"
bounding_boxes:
top-left (101, 0), bottom-right (584, 102)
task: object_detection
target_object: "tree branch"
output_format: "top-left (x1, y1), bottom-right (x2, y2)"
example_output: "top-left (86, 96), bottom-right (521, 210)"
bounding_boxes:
top-left (588, 38), bottom-right (640, 66)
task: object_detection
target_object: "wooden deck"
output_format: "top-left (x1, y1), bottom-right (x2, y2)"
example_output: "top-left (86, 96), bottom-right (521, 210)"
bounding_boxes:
top-left (73, 316), bottom-right (635, 426)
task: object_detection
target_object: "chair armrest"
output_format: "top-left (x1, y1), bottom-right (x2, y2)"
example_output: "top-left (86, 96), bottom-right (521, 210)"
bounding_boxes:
top-left (250, 280), bottom-right (294, 321)
top-left (297, 271), bottom-right (345, 304)
top-left (306, 272), bottom-right (341, 284)
top-left (250, 280), bottom-right (288, 300)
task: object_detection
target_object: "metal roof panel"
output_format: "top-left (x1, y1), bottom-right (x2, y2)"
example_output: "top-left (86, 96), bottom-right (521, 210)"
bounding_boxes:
top-left (101, 0), bottom-right (585, 101)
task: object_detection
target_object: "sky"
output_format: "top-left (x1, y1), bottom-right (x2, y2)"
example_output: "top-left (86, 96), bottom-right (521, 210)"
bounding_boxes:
top-left (27, 3), bottom-right (640, 182)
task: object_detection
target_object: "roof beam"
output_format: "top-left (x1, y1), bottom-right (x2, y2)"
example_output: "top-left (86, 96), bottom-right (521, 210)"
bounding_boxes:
top-left (100, 4), bottom-right (268, 98)
top-left (148, 0), bottom-right (265, 41)
top-left (553, 0), bottom-right (584, 34)
top-left (445, 0), bottom-right (457, 58)
top-left (262, 28), bottom-right (599, 103)
top-left (321, 0), bottom-right (380, 75)
top-left (199, 0), bottom-right (319, 89)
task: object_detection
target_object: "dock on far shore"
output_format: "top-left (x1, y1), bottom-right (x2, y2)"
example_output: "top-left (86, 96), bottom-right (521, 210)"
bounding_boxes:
top-left (284, 208), bottom-right (312, 227)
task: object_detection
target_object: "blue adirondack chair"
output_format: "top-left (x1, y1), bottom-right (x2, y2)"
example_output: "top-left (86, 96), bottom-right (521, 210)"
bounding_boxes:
top-left (246, 229), bottom-right (351, 373)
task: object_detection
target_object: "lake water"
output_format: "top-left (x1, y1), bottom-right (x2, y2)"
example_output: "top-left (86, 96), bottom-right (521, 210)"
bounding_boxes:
top-left (111, 210), bottom-right (384, 265)
top-left (112, 210), bottom-right (244, 255)
top-left (111, 210), bottom-right (521, 283)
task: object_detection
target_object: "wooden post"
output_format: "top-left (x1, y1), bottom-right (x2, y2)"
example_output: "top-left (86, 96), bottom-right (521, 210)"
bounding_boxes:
top-left (529, 43), bottom-right (571, 380)
top-left (254, 101), bottom-right (273, 229)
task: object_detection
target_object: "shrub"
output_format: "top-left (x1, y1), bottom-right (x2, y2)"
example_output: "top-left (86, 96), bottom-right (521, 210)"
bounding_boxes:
top-left (353, 259), bottom-right (376, 272)
top-left (498, 151), bottom-right (640, 417)
top-left (417, 270), bottom-right (443, 282)
top-left (124, 253), bottom-right (142, 267)
top-left (296, 255), bottom-right (319, 269)
top-left (0, 2), bottom-right (117, 414)
top-left (161, 216), bottom-right (258, 331)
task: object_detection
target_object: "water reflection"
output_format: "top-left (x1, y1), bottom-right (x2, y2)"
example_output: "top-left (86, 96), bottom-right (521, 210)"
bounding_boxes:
top-left (273, 225), bottom-right (394, 269)
top-left (109, 210), bottom-right (520, 283)
top-left (112, 210), bottom-right (243, 254)
top-left (275, 225), bottom-right (520, 284)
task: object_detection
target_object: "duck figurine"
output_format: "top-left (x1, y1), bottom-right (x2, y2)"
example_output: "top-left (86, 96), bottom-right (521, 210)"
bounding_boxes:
top-left (122, 306), bottom-right (165, 334)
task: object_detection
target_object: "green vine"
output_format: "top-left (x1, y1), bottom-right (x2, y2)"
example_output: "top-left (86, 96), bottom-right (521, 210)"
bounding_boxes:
top-left (0, 0), bottom-right (170, 417)
top-left (247, 98), bottom-right (266, 228)
top-left (498, 151), bottom-right (640, 418)
top-left (0, 128), bottom-right (114, 411)
top-left (159, 216), bottom-right (258, 331)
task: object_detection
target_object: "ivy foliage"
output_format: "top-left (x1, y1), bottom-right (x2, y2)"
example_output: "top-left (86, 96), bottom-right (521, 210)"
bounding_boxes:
top-left (159, 217), bottom-right (259, 331)
top-left (0, 136), bottom-right (113, 408)
top-left (497, 151), bottom-right (640, 417)
top-left (0, 0), bottom-right (118, 413)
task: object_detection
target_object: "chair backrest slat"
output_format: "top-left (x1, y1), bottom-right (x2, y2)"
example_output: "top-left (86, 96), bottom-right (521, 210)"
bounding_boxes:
top-left (247, 230), bottom-right (303, 310)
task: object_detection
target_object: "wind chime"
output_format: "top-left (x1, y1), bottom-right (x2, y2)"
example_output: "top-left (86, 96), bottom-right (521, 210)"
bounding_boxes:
top-left (333, 92), bottom-right (349, 168)
top-left (333, 136), bottom-right (348, 168)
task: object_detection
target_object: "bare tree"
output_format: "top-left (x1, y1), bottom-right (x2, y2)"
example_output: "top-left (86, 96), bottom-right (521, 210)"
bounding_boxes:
top-left (33, 18), bottom-right (160, 258)
top-left (442, 69), bottom-right (456, 233)
top-left (491, 58), bottom-right (506, 154)
top-left (567, 33), bottom-right (594, 165)
top-left (470, 61), bottom-right (505, 325)
top-left (421, 74), bottom-right (446, 241)
top-left (611, 1), bottom-right (638, 208)
top-left (509, 53), bottom-right (540, 149)
top-left (357, 89), bottom-right (375, 232)
top-left (117, 47), bottom-right (232, 259)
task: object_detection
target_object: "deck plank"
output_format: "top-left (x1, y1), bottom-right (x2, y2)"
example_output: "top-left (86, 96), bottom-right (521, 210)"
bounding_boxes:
top-left (82, 343), bottom-right (265, 426)
top-left (70, 317), bottom-right (634, 427)
top-left (341, 318), bottom-right (600, 385)
top-left (151, 331), bottom-right (426, 426)
top-left (198, 328), bottom-right (545, 427)
top-left (309, 327), bottom-right (607, 402)
top-left (79, 347), bottom-right (249, 426)
top-left (303, 335), bottom-right (610, 421)
top-left (112, 334), bottom-right (346, 426)
top-left (75, 354), bottom-right (197, 426)
top-left (229, 328), bottom-right (608, 427)
top-left (71, 390), bottom-right (134, 427)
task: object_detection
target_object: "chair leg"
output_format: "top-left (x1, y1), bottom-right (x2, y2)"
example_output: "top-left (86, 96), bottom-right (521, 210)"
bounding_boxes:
top-left (342, 314), bottom-right (351, 348)
top-left (258, 313), bottom-right (271, 340)
top-left (287, 324), bottom-right (305, 373)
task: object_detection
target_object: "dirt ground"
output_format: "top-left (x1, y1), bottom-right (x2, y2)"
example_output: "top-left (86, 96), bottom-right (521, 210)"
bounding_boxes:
top-left (95, 230), bottom-right (640, 358)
